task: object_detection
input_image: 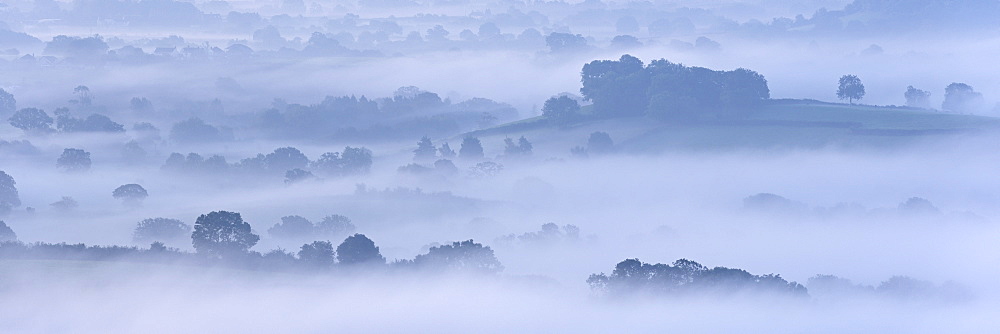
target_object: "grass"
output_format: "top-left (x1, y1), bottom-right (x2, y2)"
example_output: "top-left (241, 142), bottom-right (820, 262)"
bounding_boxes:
top-left (475, 100), bottom-right (1000, 153)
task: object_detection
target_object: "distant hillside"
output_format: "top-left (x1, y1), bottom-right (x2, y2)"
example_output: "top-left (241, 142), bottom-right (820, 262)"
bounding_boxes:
top-left (466, 99), bottom-right (1000, 153)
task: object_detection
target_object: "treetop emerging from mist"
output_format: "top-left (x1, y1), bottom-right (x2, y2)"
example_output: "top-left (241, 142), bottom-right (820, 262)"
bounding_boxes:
top-left (192, 211), bottom-right (260, 258)
top-left (579, 55), bottom-right (769, 123)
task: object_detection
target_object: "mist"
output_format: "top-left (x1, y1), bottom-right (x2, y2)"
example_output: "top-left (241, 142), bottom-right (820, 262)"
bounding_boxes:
top-left (1, 0), bottom-right (999, 332)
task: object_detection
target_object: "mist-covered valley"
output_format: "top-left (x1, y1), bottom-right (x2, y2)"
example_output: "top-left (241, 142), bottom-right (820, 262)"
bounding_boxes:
top-left (2, 0), bottom-right (1000, 332)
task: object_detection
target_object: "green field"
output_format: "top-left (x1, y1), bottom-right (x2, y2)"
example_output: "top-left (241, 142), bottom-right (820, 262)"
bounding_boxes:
top-left (471, 100), bottom-right (1000, 153)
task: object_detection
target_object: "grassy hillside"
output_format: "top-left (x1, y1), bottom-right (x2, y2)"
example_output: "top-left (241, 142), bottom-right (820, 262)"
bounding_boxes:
top-left (467, 100), bottom-right (1000, 153)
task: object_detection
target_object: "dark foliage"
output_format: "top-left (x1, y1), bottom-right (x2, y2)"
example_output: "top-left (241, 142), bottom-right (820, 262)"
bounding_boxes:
top-left (588, 258), bottom-right (808, 298)
top-left (191, 211), bottom-right (260, 258)
top-left (581, 55), bottom-right (769, 121)
top-left (336, 233), bottom-right (385, 265)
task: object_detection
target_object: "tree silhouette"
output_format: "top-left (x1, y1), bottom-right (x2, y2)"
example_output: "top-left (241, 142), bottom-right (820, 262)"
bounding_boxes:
top-left (191, 211), bottom-right (260, 258)
top-left (336, 233), bottom-right (384, 265)
top-left (112, 184), bottom-right (148, 206)
top-left (837, 75), bottom-right (865, 104)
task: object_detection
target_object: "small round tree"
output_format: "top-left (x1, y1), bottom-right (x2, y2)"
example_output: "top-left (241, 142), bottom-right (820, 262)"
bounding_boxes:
top-left (336, 233), bottom-right (384, 265)
top-left (57, 148), bottom-right (92, 172)
top-left (298, 241), bottom-right (335, 268)
top-left (191, 211), bottom-right (260, 258)
top-left (113, 184), bottom-right (148, 206)
top-left (837, 75), bottom-right (866, 104)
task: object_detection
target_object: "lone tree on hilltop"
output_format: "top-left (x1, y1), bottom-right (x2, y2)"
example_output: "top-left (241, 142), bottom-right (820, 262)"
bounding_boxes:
top-left (837, 75), bottom-right (865, 104)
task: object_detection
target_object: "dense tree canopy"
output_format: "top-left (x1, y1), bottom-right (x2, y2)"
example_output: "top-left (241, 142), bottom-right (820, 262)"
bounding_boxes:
top-left (57, 148), bottom-right (92, 172)
top-left (580, 55), bottom-right (769, 121)
top-left (588, 258), bottom-right (807, 298)
top-left (8, 108), bottom-right (53, 133)
top-left (541, 96), bottom-right (580, 124)
top-left (336, 233), bottom-right (384, 265)
top-left (411, 240), bottom-right (503, 274)
top-left (191, 211), bottom-right (260, 258)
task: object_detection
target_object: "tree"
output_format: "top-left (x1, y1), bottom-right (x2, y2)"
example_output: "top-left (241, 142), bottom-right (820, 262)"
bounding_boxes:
top-left (121, 140), bottom-right (147, 164)
top-left (191, 211), bottom-right (260, 258)
top-left (545, 32), bottom-right (588, 53)
top-left (0, 88), bottom-right (15, 117)
top-left (411, 240), bottom-right (503, 274)
top-left (312, 146), bottom-right (373, 177)
top-left (438, 143), bottom-right (456, 158)
top-left (837, 75), bottom-right (865, 104)
top-left (904, 86), bottom-right (932, 109)
top-left (541, 96), bottom-right (580, 124)
top-left (133, 218), bottom-right (190, 245)
top-left (73, 85), bottom-right (93, 106)
top-left (580, 55), bottom-right (649, 117)
top-left (130, 97), bottom-right (153, 113)
top-left (265, 147), bottom-right (309, 172)
top-left (50, 196), bottom-right (78, 212)
top-left (942, 83), bottom-right (984, 113)
top-left (587, 132), bottom-right (614, 154)
top-left (170, 118), bottom-right (224, 144)
top-left (284, 169), bottom-right (315, 184)
top-left (57, 148), bottom-right (92, 172)
top-left (0, 220), bottom-right (16, 242)
top-left (336, 233), bottom-right (384, 265)
top-left (316, 215), bottom-right (355, 238)
top-left (719, 68), bottom-right (770, 117)
top-left (503, 136), bottom-right (533, 157)
top-left (298, 241), bottom-right (335, 268)
top-left (8, 108), bottom-right (53, 133)
top-left (413, 136), bottom-right (437, 161)
top-left (112, 184), bottom-right (148, 206)
top-left (459, 136), bottom-right (484, 160)
top-left (0, 171), bottom-right (20, 216)
top-left (268, 215), bottom-right (314, 239)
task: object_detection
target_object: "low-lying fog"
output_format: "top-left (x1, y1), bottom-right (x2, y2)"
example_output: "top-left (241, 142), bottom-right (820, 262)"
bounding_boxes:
top-left (2, 0), bottom-right (1000, 332)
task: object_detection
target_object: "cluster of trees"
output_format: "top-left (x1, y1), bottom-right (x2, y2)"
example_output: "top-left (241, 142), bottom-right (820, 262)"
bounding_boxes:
top-left (0, 209), bottom-right (503, 274)
top-left (563, 54), bottom-right (769, 123)
top-left (260, 90), bottom-right (517, 141)
top-left (808, 274), bottom-right (971, 302)
top-left (162, 146), bottom-right (373, 179)
top-left (839, 75), bottom-right (985, 113)
top-left (6, 87), bottom-right (126, 135)
top-left (267, 214), bottom-right (356, 242)
top-left (497, 223), bottom-right (580, 245)
top-left (587, 258), bottom-right (808, 298)
top-left (402, 135), bottom-right (530, 178)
